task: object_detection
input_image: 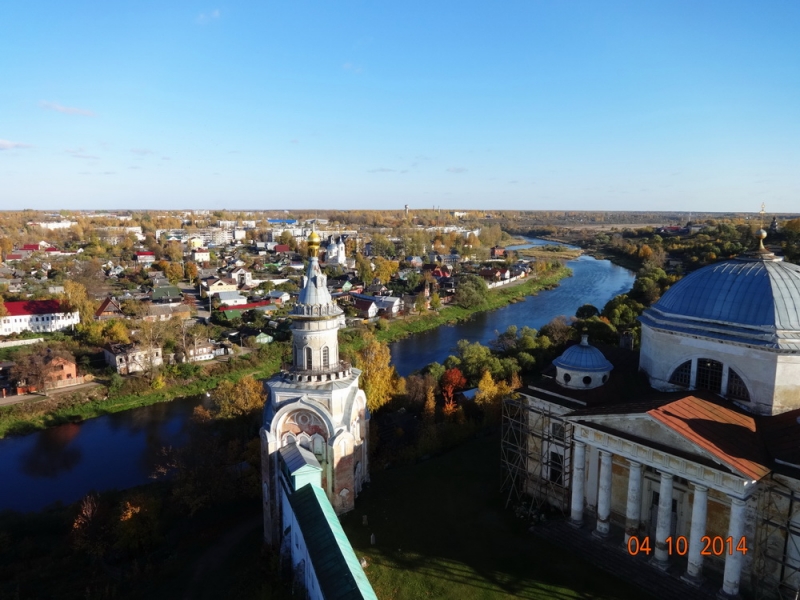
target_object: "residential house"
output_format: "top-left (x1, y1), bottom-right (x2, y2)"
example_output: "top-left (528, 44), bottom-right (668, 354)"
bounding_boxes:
top-left (144, 304), bottom-right (192, 322)
top-left (104, 343), bottom-right (163, 375)
top-left (199, 276), bottom-right (238, 298)
top-left (0, 300), bottom-right (80, 335)
top-left (217, 291), bottom-right (248, 307)
top-left (151, 283), bottom-right (183, 305)
top-left (95, 297), bottom-right (125, 321)
top-left (490, 246), bottom-right (506, 258)
top-left (192, 248), bottom-right (211, 263)
top-left (404, 256), bottom-right (423, 268)
top-left (42, 353), bottom-right (82, 390)
top-left (267, 290), bottom-right (290, 304)
top-left (229, 267), bottom-right (252, 287)
top-left (184, 341), bottom-right (215, 363)
top-left (134, 251), bottom-right (156, 265)
top-left (353, 298), bottom-right (378, 319)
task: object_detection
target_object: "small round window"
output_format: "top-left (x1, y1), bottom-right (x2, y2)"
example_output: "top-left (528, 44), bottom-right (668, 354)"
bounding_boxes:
top-left (602, 375), bottom-right (608, 383)
top-left (563, 373), bottom-right (571, 383)
top-left (583, 376), bottom-right (592, 386)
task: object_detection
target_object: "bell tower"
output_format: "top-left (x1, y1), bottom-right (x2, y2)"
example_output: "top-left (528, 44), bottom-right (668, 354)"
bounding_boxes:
top-left (261, 230), bottom-right (369, 545)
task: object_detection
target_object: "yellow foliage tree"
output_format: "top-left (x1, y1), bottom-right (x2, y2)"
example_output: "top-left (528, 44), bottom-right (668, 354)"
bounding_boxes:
top-left (354, 332), bottom-right (398, 412)
top-left (63, 280), bottom-right (97, 324)
top-left (103, 320), bottom-right (130, 344)
top-left (214, 376), bottom-right (265, 418)
top-left (475, 370), bottom-right (512, 423)
top-left (0, 297), bottom-right (7, 318)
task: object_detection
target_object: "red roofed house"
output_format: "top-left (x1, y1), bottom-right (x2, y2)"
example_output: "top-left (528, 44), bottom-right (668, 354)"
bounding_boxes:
top-left (0, 300), bottom-right (80, 335)
top-left (509, 244), bottom-right (800, 599)
top-left (134, 251), bottom-right (156, 265)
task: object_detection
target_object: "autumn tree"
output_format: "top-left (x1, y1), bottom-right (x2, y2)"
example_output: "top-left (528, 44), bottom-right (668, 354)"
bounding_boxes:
top-left (354, 332), bottom-right (398, 412)
top-left (355, 253), bottom-right (373, 283)
top-left (213, 376), bottom-right (265, 418)
top-left (430, 292), bottom-right (441, 310)
top-left (0, 297), bottom-right (7, 318)
top-left (63, 280), bottom-right (97, 323)
top-left (185, 261), bottom-right (199, 281)
top-left (440, 367), bottom-right (466, 408)
top-left (475, 370), bottom-right (513, 424)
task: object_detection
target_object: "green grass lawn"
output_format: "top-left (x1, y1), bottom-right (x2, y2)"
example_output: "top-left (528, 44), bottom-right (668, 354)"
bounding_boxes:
top-left (341, 433), bottom-right (650, 600)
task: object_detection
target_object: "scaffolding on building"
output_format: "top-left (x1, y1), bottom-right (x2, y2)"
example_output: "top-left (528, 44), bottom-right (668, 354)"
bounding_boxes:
top-left (753, 480), bottom-right (800, 600)
top-left (500, 396), bottom-right (572, 518)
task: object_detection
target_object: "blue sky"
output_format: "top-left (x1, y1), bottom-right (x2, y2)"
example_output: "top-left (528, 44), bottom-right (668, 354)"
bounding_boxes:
top-left (1, 1), bottom-right (799, 212)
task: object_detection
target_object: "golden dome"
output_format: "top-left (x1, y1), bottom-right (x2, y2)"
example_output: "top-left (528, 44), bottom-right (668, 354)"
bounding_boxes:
top-left (307, 230), bottom-right (321, 258)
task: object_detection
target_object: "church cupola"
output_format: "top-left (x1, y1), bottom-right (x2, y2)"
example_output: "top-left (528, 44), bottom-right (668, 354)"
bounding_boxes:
top-left (552, 334), bottom-right (613, 390)
top-left (288, 230), bottom-right (347, 381)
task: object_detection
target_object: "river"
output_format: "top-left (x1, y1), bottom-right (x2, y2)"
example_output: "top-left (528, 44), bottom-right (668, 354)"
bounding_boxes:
top-left (0, 240), bottom-right (635, 512)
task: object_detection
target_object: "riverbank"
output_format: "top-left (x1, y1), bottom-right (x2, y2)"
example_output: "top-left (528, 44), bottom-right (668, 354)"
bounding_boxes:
top-left (0, 348), bottom-right (284, 439)
top-left (585, 248), bottom-right (643, 272)
top-left (341, 266), bottom-right (571, 356)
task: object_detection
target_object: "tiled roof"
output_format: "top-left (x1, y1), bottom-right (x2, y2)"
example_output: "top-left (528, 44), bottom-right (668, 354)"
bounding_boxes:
top-left (2, 300), bottom-right (68, 317)
top-left (289, 484), bottom-right (378, 600)
top-left (647, 396), bottom-right (771, 481)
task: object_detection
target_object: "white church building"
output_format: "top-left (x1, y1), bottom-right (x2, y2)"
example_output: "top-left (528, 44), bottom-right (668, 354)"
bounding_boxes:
top-left (506, 232), bottom-right (800, 599)
top-left (261, 230), bottom-right (375, 599)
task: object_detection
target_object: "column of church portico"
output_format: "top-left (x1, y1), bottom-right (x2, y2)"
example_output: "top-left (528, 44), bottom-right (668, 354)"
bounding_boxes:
top-left (683, 484), bottom-right (708, 585)
top-left (594, 450), bottom-right (613, 538)
top-left (570, 441), bottom-right (586, 526)
top-left (720, 497), bottom-right (748, 598)
top-left (624, 460), bottom-right (643, 543)
top-left (652, 472), bottom-right (674, 568)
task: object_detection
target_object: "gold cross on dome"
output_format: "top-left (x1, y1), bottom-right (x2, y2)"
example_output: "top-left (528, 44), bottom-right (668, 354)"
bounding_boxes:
top-left (760, 203), bottom-right (766, 229)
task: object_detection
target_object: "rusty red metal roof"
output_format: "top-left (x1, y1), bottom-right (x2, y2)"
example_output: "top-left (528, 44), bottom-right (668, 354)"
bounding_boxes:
top-left (648, 396), bottom-right (771, 481)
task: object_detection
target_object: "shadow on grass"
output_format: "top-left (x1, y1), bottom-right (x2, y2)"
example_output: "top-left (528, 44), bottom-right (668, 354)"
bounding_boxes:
top-left (342, 433), bottom-right (651, 600)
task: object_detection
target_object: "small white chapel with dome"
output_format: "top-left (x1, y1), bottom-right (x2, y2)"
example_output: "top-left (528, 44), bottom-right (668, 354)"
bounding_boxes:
top-left (508, 229), bottom-right (800, 599)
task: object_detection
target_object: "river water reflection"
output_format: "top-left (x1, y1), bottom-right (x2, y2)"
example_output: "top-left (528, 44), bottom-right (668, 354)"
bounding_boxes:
top-left (0, 395), bottom-right (209, 512)
top-left (0, 242), bottom-right (634, 512)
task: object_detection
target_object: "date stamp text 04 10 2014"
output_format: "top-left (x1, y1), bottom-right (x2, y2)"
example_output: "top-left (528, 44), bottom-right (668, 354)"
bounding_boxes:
top-left (626, 536), bottom-right (748, 557)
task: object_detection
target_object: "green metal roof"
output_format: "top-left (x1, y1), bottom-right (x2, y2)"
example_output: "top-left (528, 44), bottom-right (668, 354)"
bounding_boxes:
top-left (289, 484), bottom-right (378, 600)
top-left (151, 285), bottom-right (182, 300)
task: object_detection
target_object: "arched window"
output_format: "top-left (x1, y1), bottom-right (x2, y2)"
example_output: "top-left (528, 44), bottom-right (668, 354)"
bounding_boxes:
top-left (281, 433), bottom-right (296, 447)
top-left (696, 359), bottom-right (723, 394)
top-left (727, 368), bottom-right (750, 401)
top-left (305, 347), bottom-right (312, 371)
top-left (322, 346), bottom-right (330, 369)
top-left (669, 360), bottom-right (692, 387)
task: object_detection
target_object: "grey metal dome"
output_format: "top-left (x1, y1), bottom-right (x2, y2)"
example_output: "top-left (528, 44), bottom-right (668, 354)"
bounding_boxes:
top-left (639, 255), bottom-right (800, 349)
top-left (553, 335), bottom-right (613, 373)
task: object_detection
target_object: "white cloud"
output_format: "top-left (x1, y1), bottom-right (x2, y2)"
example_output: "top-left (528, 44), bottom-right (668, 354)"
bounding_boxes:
top-left (0, 139), bottom-right (32, 150)
top-left (197, 9), bottom-right (220, 23)
top-left (368, 168), bottom-right (395, 173)
top-left (131, 148), bottom-right (155, 156)
top-left (446, 167), bottom-right (467, 174)
top-left (40, 101), bottom-right (95, 117)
